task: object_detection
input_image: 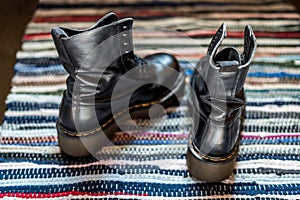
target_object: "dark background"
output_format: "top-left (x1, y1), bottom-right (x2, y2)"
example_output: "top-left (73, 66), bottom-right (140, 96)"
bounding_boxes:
top-left (0, 0), bottom-right (38, 124)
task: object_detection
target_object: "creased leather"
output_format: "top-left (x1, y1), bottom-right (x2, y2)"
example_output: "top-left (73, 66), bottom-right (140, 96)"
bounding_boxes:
top-left (190, 23), bottom-right (257, 158)
top-left (52, 13), bottom-right (184, 134)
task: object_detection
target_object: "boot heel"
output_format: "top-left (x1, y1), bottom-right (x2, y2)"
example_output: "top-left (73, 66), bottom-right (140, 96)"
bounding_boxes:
top-left (186, 148), bottom-right (236, 182)
top-left (56, 122), bottom-right (118, 157)
top-left (58, 131), bottom-right (89, 157)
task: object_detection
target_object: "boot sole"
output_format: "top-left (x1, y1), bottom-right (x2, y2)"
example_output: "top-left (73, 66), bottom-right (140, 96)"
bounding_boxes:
top-left (57, 76), bottom-right (185, 157)
top-left (186, 147), bottom-right (237, 182)
top-left (186, 106), bottom-right (244, 182)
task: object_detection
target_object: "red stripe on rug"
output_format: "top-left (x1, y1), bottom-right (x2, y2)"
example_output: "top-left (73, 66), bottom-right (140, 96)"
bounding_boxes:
top-left (186, 30), bottom-right (300, 38)
top-left (242, 135), bottom-right (300, 139)
top-left (0, 191), bottom-right (148, 198)
top-left (32, 13), bottom-right (300, 23)
top-left (23, 32), bottom-right (51, 41)
top-left (32, 12), bottom-right (177, 23)
top-left (0, 136), bottom-right (57, 144)
top-left (23, 31), bottom-right (300, 41)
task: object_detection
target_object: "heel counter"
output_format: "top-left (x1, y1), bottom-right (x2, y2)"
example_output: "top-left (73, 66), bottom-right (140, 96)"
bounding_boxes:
top-left (57, 91), bottom-right (77, 133)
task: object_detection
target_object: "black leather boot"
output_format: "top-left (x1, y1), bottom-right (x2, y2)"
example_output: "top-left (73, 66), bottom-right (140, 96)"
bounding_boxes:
top-left (187, 23), bottom-right (256, 182)
top-left (52, 13), bottom-right (185, 157)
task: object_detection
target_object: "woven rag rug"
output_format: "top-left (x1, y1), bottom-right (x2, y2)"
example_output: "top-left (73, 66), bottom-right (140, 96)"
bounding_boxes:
top-left (1, 0), bottom-right (300, 199)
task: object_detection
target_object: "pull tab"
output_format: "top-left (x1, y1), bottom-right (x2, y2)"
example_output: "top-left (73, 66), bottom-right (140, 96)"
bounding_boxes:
top-left (207, 23), bottom-right (227, 56)
top-left (241, 25), bottom-right (257, 64)
top-left (216, 61), bottom-right (239, 72)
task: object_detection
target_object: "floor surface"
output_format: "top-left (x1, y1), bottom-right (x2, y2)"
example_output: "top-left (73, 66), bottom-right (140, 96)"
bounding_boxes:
top-left (0, 0), bottom-right (298, 123)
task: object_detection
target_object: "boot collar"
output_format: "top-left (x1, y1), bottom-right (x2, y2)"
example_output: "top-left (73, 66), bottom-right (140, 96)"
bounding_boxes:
top-left (207, 23), bottom-right (256, 70)
top-left (196, 23), bottom-right (257, 97)
top-left (54, 18), bottom-right (135, 73)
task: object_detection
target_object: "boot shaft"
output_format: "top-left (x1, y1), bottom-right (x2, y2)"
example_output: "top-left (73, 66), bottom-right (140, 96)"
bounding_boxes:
top-left (58, 18), bottom-right (134, 73)
top-left (51, 14), bottom-right (136, 101)
top-left (189, 23), bottom-right (257, 158)
top-left (195, 23), bottom-right (256, 98)
top-left (51, 12), bottom-right (119, 76)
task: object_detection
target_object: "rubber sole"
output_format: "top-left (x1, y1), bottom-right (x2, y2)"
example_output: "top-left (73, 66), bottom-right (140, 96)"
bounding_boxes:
top-left (186, 148), bottom-right (236, 182)
top-left (57, 76), bottom-right (185, 157)
top-left (57, 101), bottom-right (169, 157)
top-left (186, 93), bottom-right (245, 182)
top-left (57, 121), bottom-right (118, 157)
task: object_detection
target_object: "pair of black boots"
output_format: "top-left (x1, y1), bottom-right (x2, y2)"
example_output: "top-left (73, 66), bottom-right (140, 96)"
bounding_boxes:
top-left (52, 12), bottom-right (256, 182)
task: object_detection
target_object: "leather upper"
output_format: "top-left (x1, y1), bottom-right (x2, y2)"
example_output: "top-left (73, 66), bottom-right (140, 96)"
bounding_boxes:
top-left (189, 23), bottom-right (256, 158)
top-left (52, 13), bottom-right (183, 134)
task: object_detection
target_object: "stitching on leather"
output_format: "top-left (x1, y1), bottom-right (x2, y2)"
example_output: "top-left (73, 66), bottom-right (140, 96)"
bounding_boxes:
top-left (200, 143), bottom-right (239, 162)
top-left (60, 100), bottom-right (159, 137)
top-left (241, 26), bottom-right (249, 63)
top-left (208, 26), bottom-right (223, 55)
top-left (191, 141), bottom-right (239, 162)
top-left (59, 74), bottom-right (185, 137)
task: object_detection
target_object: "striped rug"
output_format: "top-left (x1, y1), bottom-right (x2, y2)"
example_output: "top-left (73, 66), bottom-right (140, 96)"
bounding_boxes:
top-left (1, 0), bottom-right (300, 199)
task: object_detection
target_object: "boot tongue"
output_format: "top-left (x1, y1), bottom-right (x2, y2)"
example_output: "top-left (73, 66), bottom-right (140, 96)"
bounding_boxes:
top-left (213, 47), bottom-right (241, 70)
top-left (211, 47), bottom-right (242, 96)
